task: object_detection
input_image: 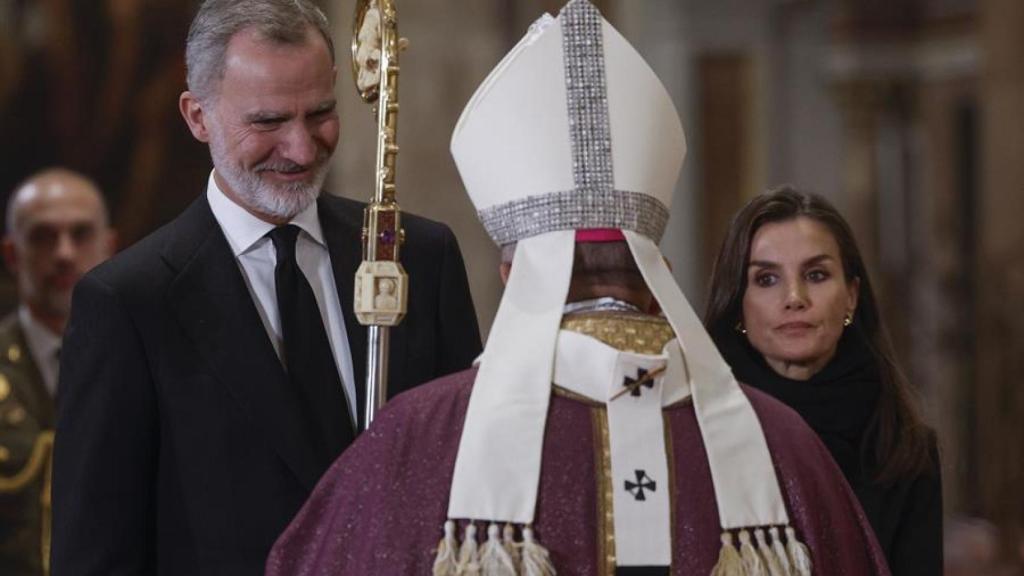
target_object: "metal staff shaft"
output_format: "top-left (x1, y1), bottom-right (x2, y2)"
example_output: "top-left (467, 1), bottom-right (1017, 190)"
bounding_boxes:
top-left (364, 325), bottom-right (389, 426)
top-left (352, 0), bottom-right (407, 430)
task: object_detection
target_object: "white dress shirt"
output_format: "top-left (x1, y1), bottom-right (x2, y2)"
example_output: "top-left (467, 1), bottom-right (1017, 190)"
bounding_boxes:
top-left (206, 173), bottom-right (357, 426)
top-left (19, 305), bottom-right (62, 397)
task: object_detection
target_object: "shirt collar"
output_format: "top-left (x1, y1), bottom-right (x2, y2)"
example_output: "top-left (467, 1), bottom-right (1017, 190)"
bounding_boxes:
top-left (205, 171), bottom-right (325, 256)
top-left (18, 305), bottom-right (61, 359)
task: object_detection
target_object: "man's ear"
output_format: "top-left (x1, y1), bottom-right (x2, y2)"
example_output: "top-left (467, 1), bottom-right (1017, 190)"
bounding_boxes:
top-left (179, 91), bottom-right (212, 143)
top-left (499, 262), bottom-right (512, 285)
top-left (2, 238), bottom-right (19, 277)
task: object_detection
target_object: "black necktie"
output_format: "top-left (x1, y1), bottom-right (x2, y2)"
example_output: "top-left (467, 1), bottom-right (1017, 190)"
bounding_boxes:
top-left (268, 225), bottom-right (355, 466)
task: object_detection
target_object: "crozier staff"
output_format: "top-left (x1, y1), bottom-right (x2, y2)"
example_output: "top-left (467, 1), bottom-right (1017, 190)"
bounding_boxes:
top-left (350, 0), bottom-right (410, 426)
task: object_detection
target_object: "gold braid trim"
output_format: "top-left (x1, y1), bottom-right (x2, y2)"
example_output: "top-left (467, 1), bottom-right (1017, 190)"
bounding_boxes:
top-left (0, 430), bottom-right (54, 492)
top-left (42, 432), bottom-right (53, 576)
top-left (0, 430), bottom-right (54, 575)
top-left (592, 406), bottom-right (616, 575)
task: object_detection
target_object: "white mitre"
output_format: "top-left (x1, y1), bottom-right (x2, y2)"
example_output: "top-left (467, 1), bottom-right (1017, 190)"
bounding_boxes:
top-left (437, 1), bottom-right (814, 575)
top-left (452, 6), bottom-right (683, 245)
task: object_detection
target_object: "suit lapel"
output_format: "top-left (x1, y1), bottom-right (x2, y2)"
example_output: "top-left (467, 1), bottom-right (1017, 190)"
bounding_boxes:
top-left (318, 197), bottom-right (368, 431)
top-left (164, 197), bottom-right (324, 491)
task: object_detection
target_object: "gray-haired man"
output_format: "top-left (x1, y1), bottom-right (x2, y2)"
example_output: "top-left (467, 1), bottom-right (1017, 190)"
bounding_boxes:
top-left (51, 1), bottom-right (481, 573)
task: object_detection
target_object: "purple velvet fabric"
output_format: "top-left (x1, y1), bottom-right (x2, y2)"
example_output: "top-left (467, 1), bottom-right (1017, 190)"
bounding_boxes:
top-left (266, 368), bottom-right (890, 575)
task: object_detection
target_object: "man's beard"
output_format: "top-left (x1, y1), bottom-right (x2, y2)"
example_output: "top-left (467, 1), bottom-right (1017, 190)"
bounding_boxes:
top-left (208, 134), bottom-right (329, 220)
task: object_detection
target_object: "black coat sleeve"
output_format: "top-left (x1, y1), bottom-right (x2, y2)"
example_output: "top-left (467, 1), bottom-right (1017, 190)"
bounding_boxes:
top-left (432, 225), bottom-right (482, 376)
top-left (51, 273), bottom-right (158, 575)
top-left (887, 442), bottom-right (944, 576)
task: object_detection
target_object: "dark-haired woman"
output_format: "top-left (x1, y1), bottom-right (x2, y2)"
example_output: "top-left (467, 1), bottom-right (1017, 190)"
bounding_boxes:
top-left (704, 186), bottom-right (942, 574)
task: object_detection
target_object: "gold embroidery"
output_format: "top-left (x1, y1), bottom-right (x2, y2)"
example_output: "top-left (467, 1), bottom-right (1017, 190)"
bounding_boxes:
top-left (592, 406), bottom-right (616, 575)
top-left (42, 437), bottom-right (53, 576)
top-left (561, 312), bottom-right (675, 354)
top-left (0, 432), bottom-right (54, 576)
top-left (664, 411), bottom-right (678, 568)
top-left (7, 344), bottom-right (21, 363)
top-left (0, 431), bottom-right (53, 492)
top-left (0, 374), bottom-right (10, 401)
top-left (6, 405), bottom-right (27, 426)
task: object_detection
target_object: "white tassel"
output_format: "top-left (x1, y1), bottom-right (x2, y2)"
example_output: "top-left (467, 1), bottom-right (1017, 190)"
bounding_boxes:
top-left (503, 523), bottom-right (522, 571)
top-left (433, 520), bottom-right (460, 576)
top-left (785, 527), bottom-right (813, 576)
top-left (520, 526), bottom-right (556, 576)
top-left (710, 531), bottom-right (744, 576)
top-left (457, 523), bottom-right (482, 575)
top-left (738, 530), bottom-right (768, 576)
top-left (768, 527), bottom-right (792, 576)
top-left (479, 523), bottom-right (517, 576)
top-left (755, 528), bottom-right (786, 576)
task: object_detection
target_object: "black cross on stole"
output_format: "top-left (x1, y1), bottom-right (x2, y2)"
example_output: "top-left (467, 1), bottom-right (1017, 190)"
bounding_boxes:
top-left (622, 368), bottom-right (656, 397)
top-left (624, 469), bottom-right (657, 501)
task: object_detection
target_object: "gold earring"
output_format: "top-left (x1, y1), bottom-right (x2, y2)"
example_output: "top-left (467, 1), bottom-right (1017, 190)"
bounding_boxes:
top-left (843, 314), bottom-right (852, 327)
top-left (735, 321), bottom-right (747, 335)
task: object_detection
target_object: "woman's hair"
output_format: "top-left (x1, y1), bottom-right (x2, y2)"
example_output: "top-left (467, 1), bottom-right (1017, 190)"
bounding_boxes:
top-left (704, 185), bottom-right (932, 482)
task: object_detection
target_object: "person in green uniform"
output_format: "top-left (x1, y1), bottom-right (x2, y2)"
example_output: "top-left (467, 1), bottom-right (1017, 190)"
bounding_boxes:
top-left (0, 168), bottom-right (114, 575)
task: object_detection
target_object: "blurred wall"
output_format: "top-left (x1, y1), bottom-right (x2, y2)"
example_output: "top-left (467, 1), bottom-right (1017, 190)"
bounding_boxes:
top-left (0, 0), bottom-right (210, 312)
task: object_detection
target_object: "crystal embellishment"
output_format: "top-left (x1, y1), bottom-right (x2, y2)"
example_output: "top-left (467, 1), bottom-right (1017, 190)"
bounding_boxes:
top-left (475, 0), bottom-right (670, 246)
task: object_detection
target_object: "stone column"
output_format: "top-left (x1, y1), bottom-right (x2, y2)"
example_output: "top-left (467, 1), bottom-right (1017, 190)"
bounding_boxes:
top-left (831, 79), bottom-right (885, 286)
top-left (914, 76), bottom-right (977, 516)
top-left (977, 0), bottom-right (1024, 556)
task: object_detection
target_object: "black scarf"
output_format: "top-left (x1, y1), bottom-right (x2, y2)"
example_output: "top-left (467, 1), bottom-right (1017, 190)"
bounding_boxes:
top-left (714, 326), bottom-right (881, 485)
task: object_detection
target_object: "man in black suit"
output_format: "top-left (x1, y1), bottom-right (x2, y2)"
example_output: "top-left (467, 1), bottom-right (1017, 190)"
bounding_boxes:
top-left (50, 1), bottom-right (482, 574)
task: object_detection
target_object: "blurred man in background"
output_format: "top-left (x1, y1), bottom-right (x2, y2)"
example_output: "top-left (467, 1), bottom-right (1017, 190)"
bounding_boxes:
top-left (0, 168), bottom-right (114, 576)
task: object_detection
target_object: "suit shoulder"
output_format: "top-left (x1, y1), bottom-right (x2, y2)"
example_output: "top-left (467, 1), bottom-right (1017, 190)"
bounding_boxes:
top-left (85, 200), bottom-right (209, 292)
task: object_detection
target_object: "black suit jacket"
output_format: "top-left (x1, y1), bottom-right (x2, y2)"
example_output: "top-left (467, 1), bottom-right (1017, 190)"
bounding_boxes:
top-left (51, 194), bottom-right (481, 575)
